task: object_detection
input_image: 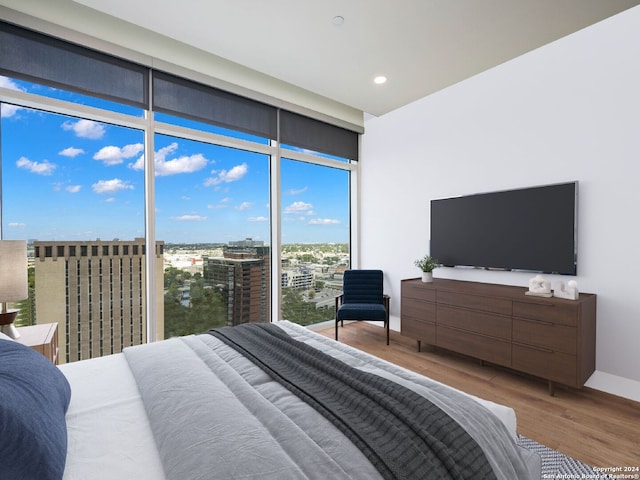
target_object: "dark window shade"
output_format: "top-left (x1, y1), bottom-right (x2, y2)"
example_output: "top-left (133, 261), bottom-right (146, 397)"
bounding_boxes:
top-left (0, 21), bottom-right (148, 109)
top-left (1, 22), bottom-right (359, 158)
top-left (153, 71), bottom-right (277, 139)
top-left (279, 110), bottom-right (358, 161)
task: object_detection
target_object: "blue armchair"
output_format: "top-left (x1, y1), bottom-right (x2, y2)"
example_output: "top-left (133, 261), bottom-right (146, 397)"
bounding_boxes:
top-left (335, 269), bottom-right (390, 345)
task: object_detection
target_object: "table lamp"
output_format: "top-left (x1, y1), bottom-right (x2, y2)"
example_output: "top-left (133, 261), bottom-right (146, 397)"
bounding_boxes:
top-left (0, 240), bottom-right (28, 339)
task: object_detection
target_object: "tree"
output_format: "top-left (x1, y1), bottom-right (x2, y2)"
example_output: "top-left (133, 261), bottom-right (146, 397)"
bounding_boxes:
top-left (164, 275), bottom-right (227, 338)
top-left (281, 287), bottom-right (335, 326)
top-left (16, 267), bottom-right (35, 327)
top-left (163, 294), bottom-right (189, 337)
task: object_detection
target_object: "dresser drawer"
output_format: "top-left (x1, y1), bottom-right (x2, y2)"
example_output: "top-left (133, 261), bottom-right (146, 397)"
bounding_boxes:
top-left (513, 318), bottom-right (576, 355)
top-left (512, 344), bottom-right (577, 387)
top-left (513, 300), bottom-right (578, 326)
top-left (437, 325), bottom-right (511, 366)
top-left (401, 317), bottom-right (436, 344)
top-left (437, 304), bottom-right (511, 340)
top-left (401, 297), bottom-right (436, 320)
top-left (402, 282), bottom-right (436, 302)
top-left (437, 290), bottom-right (511, 316)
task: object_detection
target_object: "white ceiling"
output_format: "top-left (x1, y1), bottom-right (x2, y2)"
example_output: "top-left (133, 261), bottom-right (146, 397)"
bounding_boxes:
top-left (9, 0), bottom-right (640, 116)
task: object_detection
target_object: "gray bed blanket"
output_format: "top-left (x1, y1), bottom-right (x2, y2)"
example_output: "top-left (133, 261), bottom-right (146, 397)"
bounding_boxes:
top-left (210, 323), bottom-right (495, 480)
top-left (123, 321), bottom-right (540, 480)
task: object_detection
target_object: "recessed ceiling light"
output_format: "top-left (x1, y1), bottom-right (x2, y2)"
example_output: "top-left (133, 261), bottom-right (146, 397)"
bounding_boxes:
top-left (332, 16), bottom-right (344, 26)
top-left (374, 76), bottom-right (387, 85)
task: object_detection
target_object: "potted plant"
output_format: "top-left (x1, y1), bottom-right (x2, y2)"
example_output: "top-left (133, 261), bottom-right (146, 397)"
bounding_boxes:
top-left (414, 255), bottom-right (440, 283)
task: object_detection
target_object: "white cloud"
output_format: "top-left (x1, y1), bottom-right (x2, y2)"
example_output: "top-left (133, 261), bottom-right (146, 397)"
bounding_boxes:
top-left (7, 222), bottom-right (26, 228)
top-left (16, 156), bottom-right (56, 175)
top-left (207, 197), bottom-right (236, 209)
top-left (0, 77), bottom-right (25, 118)
top-left (283, 201), bottom-right (313, 215)
top-left (129, 156), bottom-right (144, 171)
top-left (1, 103), bottom-right (22, 118)
top-left (248, 216), bottom-right (268, 222)
top-left (62, 119), bottom-right (106, 139)
top-left (59, 147), bottom-right (85, 158)
top-left (308, 218), bottom-right (341, 225)
top-left (157, 153), bottom-right (208, 176)
top-left (66, 185), bottom-right (82, 193)
top-left (128, 142), bottom-right (209, 176)
top-left (0, 76), bottom-right (24, 91)
top-left (204, 163), bottom-right (248, 186)
top-left (288, 187), bottom-right (308, 195)
top-left (94, 143), bottom-right (143, 166)
top-left (92, 178), bottom-right (134, 194)
top-left (171, 215), bottom-right (207, 221)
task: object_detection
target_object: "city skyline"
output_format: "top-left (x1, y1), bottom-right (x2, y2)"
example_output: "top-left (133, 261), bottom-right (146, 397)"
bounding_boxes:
top-left (1, 76), bottom-right (350, 245)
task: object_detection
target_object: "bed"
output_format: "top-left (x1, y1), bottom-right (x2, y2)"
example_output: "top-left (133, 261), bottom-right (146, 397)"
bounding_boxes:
top-left (1, 321), bottom-right (541, 480)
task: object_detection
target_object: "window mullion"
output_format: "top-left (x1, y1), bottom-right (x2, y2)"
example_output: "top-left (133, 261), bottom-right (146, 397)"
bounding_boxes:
top-left (270, 140), bottom-right (282, 322)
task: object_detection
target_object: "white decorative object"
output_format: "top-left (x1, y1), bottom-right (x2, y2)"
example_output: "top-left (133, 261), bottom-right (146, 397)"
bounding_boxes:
top-left (526, 274), bottom-right (552, 297)
top-left (421, 272), bottom-right (433, 283)
top-left (553, 280), bottom-right (579, 300)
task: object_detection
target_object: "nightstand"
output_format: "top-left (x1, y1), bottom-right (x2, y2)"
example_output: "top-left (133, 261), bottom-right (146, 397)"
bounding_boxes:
top-left (15, 323), bottom-right (59, 364)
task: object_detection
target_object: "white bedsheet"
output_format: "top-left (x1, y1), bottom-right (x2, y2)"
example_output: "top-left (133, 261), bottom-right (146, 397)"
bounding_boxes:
top-left (59, 353), bottom-right (166, 480)
top-left (58, 323), bottom-right (520, 479)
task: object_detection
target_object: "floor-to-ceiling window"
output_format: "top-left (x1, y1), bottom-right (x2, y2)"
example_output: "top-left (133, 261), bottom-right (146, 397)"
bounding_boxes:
top-left (154, 131), bottom-right (271, 337)
top-left (280, 158), bottom-right (350, 326)
top-left (1, 80), bottom-right (149, 362)
top-left (0, 21), bottom-right (359, 360)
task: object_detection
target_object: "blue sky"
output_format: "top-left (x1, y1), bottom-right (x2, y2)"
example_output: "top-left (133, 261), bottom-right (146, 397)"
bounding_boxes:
top-left (1, 77), bottom-right (350, 244)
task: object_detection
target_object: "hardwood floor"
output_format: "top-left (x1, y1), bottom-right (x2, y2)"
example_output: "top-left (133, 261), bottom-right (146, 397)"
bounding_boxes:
top-left (317, 322), bottom-right (640, 470)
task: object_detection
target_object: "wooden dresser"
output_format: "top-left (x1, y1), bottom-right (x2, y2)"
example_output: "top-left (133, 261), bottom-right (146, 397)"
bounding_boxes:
top-left (401, 278), bottom-right (596, 395)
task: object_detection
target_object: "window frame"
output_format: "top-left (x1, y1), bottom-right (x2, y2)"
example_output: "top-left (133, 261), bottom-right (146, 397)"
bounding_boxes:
top-left (1, 83), bottom-right (359, 338)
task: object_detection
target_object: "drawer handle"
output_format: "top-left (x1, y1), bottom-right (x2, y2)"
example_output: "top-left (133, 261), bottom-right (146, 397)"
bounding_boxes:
top-left (520, 301), bottom-right (555, 308)
top-left (517, 317), bottom-right (554, 326)
top-left (514, 341), bottom-right (554, 354)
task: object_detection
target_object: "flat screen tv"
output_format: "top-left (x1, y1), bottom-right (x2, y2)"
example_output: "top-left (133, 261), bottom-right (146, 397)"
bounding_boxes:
top-left (430, 182), bottom-right (578, 275)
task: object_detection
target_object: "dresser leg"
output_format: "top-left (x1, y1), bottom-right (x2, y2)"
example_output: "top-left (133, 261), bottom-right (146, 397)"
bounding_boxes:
top-left (548, 381), bottom-right (556, 396)
top-left (417, 340), bottom-right (421, 352)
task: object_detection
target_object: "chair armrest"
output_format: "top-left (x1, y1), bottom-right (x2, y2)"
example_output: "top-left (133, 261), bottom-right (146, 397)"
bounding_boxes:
top-left (335, 293), bottom-right (344, 311)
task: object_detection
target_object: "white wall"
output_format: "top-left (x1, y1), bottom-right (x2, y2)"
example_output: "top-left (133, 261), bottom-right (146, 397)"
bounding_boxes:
top-left (361, 6), bottom-right (640, 401)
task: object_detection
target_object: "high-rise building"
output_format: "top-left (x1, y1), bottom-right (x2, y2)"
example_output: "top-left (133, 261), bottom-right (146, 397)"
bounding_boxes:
top-left (202, 239), bottom-right (270, 325)
top-left (33, 238), bottom-right (164, 363)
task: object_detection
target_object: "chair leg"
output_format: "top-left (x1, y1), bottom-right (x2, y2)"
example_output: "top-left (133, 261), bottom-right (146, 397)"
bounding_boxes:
top-left (335, 319), bottom-right (338, 341)
top-left (383, 294), bottom-right (390, 346)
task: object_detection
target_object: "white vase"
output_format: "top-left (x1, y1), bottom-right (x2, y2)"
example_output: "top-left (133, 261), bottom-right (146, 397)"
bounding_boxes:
top-left (421, 272), bottom-right (433, 283)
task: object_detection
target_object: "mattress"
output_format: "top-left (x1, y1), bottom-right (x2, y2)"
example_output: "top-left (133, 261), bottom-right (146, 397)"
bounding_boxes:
top-left (56, 321), bottom-right (539, 479)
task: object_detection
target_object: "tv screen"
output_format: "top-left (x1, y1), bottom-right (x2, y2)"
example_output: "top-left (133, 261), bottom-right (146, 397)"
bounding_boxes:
top-left (430, 182), bottom-right (578, 275)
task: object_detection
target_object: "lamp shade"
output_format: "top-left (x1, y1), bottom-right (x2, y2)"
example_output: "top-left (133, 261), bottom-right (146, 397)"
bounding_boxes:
top-left (0, 240), bottom-right (28, 302)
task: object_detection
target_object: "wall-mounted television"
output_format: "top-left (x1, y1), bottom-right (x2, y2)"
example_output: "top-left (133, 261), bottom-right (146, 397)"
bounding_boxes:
top-left (430, 182), bottom-right (578, 275)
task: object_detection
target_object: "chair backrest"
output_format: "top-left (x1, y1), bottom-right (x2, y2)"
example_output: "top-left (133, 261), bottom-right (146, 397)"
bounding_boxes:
top-left (342, 269), bottom-right (384, 304)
